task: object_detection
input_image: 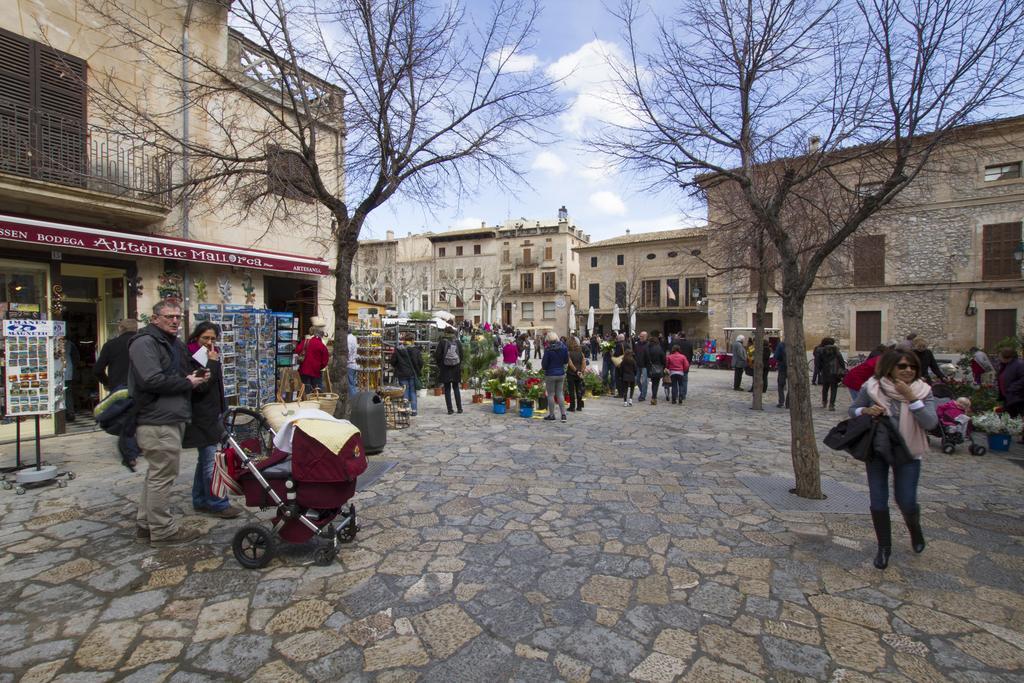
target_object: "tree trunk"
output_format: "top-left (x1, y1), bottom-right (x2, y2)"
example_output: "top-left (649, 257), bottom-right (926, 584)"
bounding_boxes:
top-left (330, 226), bottom-right (359, 418)
top-left (782, 292), bottom-right (823, 499)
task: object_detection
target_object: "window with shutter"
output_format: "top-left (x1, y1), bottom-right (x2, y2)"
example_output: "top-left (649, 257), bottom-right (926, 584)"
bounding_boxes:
top-left (855, 311), bottom-right (882, 351)
top-left (982, 222), bottom-right (1022, 280)
top-left (588, 283), bottom-right (600, 308)
top-left (984, 309), bottom-right (1017, 351)
top-left (853, 235), bottom-right (885, 286)
top-left (0, 28), bottom-right (87, 184)
top-left (542, 271), bottom-right (555, 291)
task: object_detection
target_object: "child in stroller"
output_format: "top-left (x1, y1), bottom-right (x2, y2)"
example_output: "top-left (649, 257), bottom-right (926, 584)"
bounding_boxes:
top-left (930, 385), bottom-right (986, 456)
top-left (216, 406), bottom-right (366, 568)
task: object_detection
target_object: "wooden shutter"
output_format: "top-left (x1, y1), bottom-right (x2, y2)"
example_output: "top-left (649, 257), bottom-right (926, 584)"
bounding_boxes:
top-left (588, 283), bottom-right (599, 308)
top-left (34, 43), bottom-right (87, 185)
top-left (984, 309), bottom-right (1017, 352)
top-left (855, 311), bottom-right (882, 351)
top-left (982, 223), bottom-right (1022, 280)
top-left (0, 29), bottom-right (33, 177)
top-left (853, 235), bottom-right (885, 286)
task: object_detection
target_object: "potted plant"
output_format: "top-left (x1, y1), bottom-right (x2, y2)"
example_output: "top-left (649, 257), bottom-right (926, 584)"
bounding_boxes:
top-left (418, 349), bottom-right (432, 397)
top-left (519, 378), bottom-right (544, 417)
top-left (972, 409), bottom-right (1024, 452)
top-left (583, 368), bottom-right (605, 397)
top-left (466, 334), bottom-right (498, 401)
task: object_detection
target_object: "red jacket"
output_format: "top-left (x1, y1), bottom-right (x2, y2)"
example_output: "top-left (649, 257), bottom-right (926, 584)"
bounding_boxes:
top-left (666, 351), bottom-right (690, 374)
top-left (295, 336), bottom-right (330, 377)
top-left (843, 355), bottom-right (878, 391)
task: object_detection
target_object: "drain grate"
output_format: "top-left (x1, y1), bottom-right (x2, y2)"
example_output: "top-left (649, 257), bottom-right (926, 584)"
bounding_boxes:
top-left (945, 508), bottom-right (1024, 536)
top-left (357, 459), bottom-right (397, 492)
top-left (738, 475), bottom-right (869, 514)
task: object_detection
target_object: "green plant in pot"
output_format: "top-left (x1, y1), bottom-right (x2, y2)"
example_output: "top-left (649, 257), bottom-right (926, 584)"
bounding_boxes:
top-left (465, 333), bottom-right (498, 393)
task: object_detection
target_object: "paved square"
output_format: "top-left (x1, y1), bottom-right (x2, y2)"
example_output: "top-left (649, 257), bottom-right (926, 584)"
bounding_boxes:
top-left (1, 369), bottom-right (1022, 681)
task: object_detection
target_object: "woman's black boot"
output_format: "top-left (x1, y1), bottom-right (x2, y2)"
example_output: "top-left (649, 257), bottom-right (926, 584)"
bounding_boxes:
top-left (870, 509), bottom-right (892, 569)
top-left (902, 505), bottom-right (926, 553)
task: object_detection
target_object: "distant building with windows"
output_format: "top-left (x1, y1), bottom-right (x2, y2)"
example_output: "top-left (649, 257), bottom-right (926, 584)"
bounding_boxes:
top-left (702, 115), bottom-right (1024, 353)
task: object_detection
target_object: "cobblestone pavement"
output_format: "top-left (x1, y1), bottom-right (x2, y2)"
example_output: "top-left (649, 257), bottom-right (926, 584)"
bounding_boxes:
top-left (2, 369), bottom-right (1023, 682)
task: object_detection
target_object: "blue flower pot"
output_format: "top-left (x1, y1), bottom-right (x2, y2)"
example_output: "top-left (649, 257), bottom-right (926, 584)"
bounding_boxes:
top-left (519, 399), bottom-right (534, 418)
top-left (492, 398), bottom-right (506, 414)
top-left (987, 433), bottom-right (1011, 452)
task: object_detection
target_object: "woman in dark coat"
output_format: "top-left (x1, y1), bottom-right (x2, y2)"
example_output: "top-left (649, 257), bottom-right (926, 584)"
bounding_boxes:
top-left (434, 329), bottom-right (464, 414)
top-left (911, 337), bottom-right (945, 383)
top-left (618, 348), bottom-right (637, 406)
top-left (818, 338), bottom-right (846, 411)
top-left (185, 322), bottom-right (240, 518)
top-left (392, 333), bottom-right (423, 416)
top-left (647, 337), bottom-right (666, 406)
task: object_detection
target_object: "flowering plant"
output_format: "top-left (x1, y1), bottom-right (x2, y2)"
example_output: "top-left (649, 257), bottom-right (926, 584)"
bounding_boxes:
top-left (600, 341), bottom-right (615, 353)
top-left (521, 377), bottom-right (544, 401)
top-left (972, 410), bottom-right (1024, 435)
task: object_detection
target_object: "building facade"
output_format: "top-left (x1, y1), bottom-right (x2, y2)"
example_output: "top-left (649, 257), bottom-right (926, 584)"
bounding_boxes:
top-left (575, 228), bottom-right (709, 339)
top-left (0, 3), bottom-right (339, 438)
top-left (704, 116), bottom-right (1024, 354)
top-left (350, 231), bottom-right (434, 315)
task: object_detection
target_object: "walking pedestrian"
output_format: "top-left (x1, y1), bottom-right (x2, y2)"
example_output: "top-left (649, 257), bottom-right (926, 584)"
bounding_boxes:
top-left (434, 327), bottom-right (464, 414)
top-left (850, 350), bottom-right (937, 569)
top-left (185, 322), bottom-right (241, 519)
top-left (818, 337), bottom-right (845, 411)
top-left (647, 336), bottom-right (665, 405)
top-left (996, 346), bottom-right (1024, 424)
top-left (542, 331), bottom-right (569, 422)
top-left (634, 331), bottom-right (650, 402)
top-left (130, 301), bottom-right (208, 546)
top-left (295, 321), bottom-right (330, 394)
top-left (731, 335), bottom-right (747, 390)
top-left (502, 337), bottom-right (520, 368)
top-left (566, 337), bottom-right (586, 412)
top-left (911, 337), bottom-right (945, 383)
top-left (618, 348), bottom-right (637, 406)
top-left (95, 318), bottom-right (138, 391)
top-left (677, 333), bottom-right (695, 365)
top-left (392, 333), bottom-right (423, 416)
top-left (773, 338), bottom-right (788, 408)
top-left (666, 344), bottom-right (690, 403)
top-left (970, 346), bottom-right (994, 385)
top-left (812, 338), bottom-right (827, 385)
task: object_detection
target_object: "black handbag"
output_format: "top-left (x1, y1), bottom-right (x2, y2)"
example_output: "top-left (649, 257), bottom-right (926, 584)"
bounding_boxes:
top-left (823, 414), bottom-right (877, 462)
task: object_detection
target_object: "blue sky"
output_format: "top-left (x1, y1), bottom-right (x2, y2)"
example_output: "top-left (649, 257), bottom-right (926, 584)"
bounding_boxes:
top-left (361, 0), bottom-right (704, 243)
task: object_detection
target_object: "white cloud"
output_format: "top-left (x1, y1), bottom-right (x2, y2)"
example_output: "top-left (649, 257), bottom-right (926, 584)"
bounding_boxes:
top-left (546, 39), bottom-right (635, 137)
top-left (487, 46), bottom-right (540, 73)
top-left (589, 191), bottom-right (627, 215)
top-left (532, 151), bottom-right (567, 175)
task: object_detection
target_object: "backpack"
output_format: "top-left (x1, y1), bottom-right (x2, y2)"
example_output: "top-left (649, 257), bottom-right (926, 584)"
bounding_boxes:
top-left (443, 340), bottom-right (460, 366)
top-left (93, 387), bottom-right (134, 435)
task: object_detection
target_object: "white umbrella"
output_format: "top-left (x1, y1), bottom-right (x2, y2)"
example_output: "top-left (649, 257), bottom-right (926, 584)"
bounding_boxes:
top-left (586, 306), bottom-right (595, 335)
top-left (629, 308), bottom-right (636, 335)
top-left (569, 304), bottom-right (577, 333)
top-left (611, 304), bottom-right (621, 332)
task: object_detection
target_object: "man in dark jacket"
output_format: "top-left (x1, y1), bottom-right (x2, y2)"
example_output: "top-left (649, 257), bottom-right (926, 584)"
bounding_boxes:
top-left (392, 334), bottom-right (423, 416)
top-left (434, 328), bottom-right (464, 414)
top-left (129, 302), bottom-right (207, 546)
top-left (94, 318), bottom-right (138, 390)
top-left (731, 335), bottom-right (748, 390)
top-left (677, 333), bottom-right (695, 364)
top-left (633, 331), bottom-right (651, 401)
top-left (997, 347), bottom-right (1024, 429)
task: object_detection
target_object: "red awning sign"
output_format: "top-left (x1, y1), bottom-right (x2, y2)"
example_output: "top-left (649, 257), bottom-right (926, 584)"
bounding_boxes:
top-left (0, 214), bottom-right (331, 276)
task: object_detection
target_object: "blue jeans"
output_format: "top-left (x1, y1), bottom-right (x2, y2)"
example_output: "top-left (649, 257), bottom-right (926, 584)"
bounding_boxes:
top-left (866, 458), bottom-right (921, 512)
top-left (301, 373), bottom-right (324, 394)
top-left (192, 444), bottom-right (229, 511)
top-left (670, 373), bottom-right (688, 401)
top-left (348, 367), bottom-right (358, 396)
top-left (399, 377), bottom-right (417, 413)
top-left (637, 367), bottom-right (649, 399)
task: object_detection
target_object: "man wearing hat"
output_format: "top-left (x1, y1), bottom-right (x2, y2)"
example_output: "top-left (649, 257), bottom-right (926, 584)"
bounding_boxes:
top-left (295, 317), bottom-right (330, 394)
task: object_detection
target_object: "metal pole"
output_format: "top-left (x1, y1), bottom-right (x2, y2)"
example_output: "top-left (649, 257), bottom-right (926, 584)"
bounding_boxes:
top-left (34, 415), bottom-right (41, 471)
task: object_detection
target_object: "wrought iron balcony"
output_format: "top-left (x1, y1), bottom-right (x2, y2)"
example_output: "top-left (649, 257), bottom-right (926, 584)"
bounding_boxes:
top-left (0, 101), bottom-right (172, 206)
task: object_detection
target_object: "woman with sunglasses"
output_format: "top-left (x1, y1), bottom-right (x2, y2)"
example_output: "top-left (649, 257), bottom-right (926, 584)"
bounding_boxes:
top-left (849, 350), bottom-right (937, 569)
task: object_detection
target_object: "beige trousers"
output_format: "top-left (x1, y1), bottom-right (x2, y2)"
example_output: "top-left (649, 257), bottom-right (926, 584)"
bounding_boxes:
top-left (136, 423), bottom-right (186, 540)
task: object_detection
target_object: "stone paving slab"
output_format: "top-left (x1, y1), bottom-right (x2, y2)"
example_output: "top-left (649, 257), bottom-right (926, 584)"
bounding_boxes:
top-left (1, 368), bottom-right (1023, 681)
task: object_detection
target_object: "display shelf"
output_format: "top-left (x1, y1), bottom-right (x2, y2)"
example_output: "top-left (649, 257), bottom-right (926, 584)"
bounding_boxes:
top-left (353, 327), bottom-right (383, 392)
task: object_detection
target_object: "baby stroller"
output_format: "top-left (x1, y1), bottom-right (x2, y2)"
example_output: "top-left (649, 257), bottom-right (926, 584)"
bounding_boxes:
top-left (930, 383), bottom-right (986, 456)
top-left (219, 407), bottom-right (365, 568)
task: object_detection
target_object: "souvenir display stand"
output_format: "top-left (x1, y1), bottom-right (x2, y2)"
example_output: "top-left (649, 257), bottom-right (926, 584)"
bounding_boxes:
top-left (379, 385), bottom-right (410, 429)
top-left (193, 305), bottom-right (279, 408)
top-left (1, 320), bottom-right (75, 494)
top-left (353, 327), bottom-right (383, 392)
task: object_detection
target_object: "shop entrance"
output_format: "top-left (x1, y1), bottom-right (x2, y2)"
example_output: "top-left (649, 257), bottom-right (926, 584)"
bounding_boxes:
top-left (59, 264), bottom-right (127, 415)
top-left (265, 275), bottom-right (317, 334)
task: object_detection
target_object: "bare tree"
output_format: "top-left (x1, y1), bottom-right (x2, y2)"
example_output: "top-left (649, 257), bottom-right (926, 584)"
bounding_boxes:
top-left (606, 252), bottom-right (646, 333)
top-left (84, 0), bottom-right (564, 415)
top-left (595, 0), bottom-right (1024, 497)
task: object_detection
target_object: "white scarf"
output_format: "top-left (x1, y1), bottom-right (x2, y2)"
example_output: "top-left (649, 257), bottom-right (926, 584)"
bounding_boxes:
top-left (863, 377), bottom-right (932, 458)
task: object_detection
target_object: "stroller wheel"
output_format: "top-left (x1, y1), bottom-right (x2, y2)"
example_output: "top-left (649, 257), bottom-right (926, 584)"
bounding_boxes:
top-left (970, 445), bottom-right (986, 456)
top-left (942, 444), bottom-right (956, 454)
top-left (232, 524), bottom-right (276, 569)
top-left (313, 546), bottom-right (336, 566)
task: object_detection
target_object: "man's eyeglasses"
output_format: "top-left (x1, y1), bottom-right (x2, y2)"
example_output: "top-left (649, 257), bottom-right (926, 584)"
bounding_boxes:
top-left (895, 362), bottom-right (916, 370)
top-left (159, 314), bottom-right (183, 320)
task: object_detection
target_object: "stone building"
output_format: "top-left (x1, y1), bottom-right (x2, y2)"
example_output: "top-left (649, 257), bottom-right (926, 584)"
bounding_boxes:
top-left (0, 2), bottom-right (339, 438)
top-left (351, 231), bottom-right (433, 314)
top-left (703, 115), bottom-right (1024, 354)
top-left (575, 228), bottom-right (709, 339)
